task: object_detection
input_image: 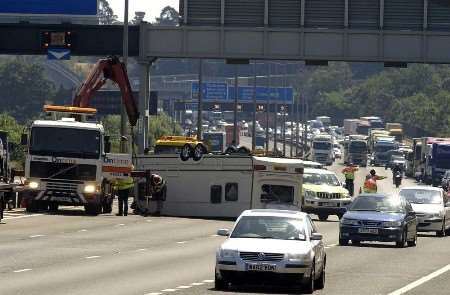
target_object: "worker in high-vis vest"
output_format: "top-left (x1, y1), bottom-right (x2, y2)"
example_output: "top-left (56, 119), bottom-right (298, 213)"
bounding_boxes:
top-left (342, 164), bottom-right (358, 196)
top-left (363, 169), bottom-right (387, 193)
top-left (113, 175), bottom-right (134, 216)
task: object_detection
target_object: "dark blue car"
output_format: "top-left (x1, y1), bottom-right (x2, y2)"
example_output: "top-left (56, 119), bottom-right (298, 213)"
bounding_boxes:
top-left (339, 193), bottom-right (417, 248)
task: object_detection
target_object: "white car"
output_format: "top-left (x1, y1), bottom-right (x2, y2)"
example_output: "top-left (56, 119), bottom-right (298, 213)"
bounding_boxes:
top-left (215, 209), bottom-right (326, 293)
top-left (399, 186), bottom-right (450, 236)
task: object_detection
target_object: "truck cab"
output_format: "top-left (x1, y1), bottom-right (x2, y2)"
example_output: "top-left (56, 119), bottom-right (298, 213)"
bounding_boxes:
top-left (312, 134), bottom-right (334, 166)
top-left (372, 138), bottom-right (398, 166)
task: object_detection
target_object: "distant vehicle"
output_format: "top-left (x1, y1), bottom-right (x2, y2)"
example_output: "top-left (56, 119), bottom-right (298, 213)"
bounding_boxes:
top-left (386, 123), bottom-right (404, 142)
top-left (399, 187), bottom-right (450, 236)
top-left (343, 119), bottom-right (359, 136)
top-left (441, 170), bottom-right (450, 191)
top-left (312, 134), bottom-right (334, 166)
top-left (344, 135), bottom-right (368, 166)
top-left (301, 168), bottom-right (350, 221)
top-left (316, 116), bottom-right (331, 127)
top-left (203, 132), bottom-right (226, 153)
top-left (215, 209), bottom-right (326, 293)
top-left (385, 150), bottom-right (407, 170)
top-left (339, 194), bottom-right (417, 248)
top-left (422, 138), bottom-right (450, 186)
top-left (333, 147), bottom-right (342, 159)
top-left (372, 138), bottom-right (398, 166)
top-left (360, 116), bottom-right (384, 129)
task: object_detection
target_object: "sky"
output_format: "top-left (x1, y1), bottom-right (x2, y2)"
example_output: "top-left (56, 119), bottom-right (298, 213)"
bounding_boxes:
top-left (108, 0), bottom-right (179, 23)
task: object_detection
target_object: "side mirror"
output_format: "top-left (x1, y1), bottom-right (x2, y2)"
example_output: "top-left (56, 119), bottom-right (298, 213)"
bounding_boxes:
top-left (20, 133), bottom-right (28, 146)
top-left (217, 229), bottom-right (230, 237)
top-left (104, 136), bottom-right (111, 153)
top-left (310, 233), bottom-right (323, 241)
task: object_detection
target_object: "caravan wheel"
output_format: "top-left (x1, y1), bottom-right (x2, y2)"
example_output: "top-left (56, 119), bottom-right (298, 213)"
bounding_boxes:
top-left (180, 144), bottom-right (194, 161)
top-left (193, 143), bottom-right (207, 161)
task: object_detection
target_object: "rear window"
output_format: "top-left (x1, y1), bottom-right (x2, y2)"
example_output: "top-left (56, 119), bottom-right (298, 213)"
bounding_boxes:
top-left (261, 185), bottom-right (294, 203)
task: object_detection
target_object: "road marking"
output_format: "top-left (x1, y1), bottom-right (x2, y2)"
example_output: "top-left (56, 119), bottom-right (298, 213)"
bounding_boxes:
top-left (78, 229), bottom-right (88, 232)
top-left (161, 289), bottom-right (177, 292)
top-left (202, 280), bottom-right (214, 283)
top-left (29, 234), bottom-right (45, 238)
top-left (176, 286), bottom-right (192, 289)
top-left (85, 256), bottom-right (101, 259)
top-left (13, 268), bottom-right (32, 273)
top-left (144, 293), bottom-right (162, 295)
top-left (325, 243), bottom-right (338, 249)
top-left (146, 220), bottom-right (153, 222)
top-left (4, 214), bottom-right (43, 220)
top-left (210, 234), bottom-right (219, 237)
top-left (176, 241), bottom-right (187, 244)
top-left (191, 282), bottom-right (204, 286)
top-left (116, 223), bottom-right (125, 226)
top-left (136, 248), bottom-right (148, 252)
top-left (388, 264), bottom-right (450, 295)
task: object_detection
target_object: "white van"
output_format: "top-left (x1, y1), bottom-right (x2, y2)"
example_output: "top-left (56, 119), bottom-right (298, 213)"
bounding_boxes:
top-left (134, 155), bottom-right (304, 218)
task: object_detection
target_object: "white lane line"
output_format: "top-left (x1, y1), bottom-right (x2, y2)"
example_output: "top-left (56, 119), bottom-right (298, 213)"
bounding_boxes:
top-left (13, 268), bottom-right (32, 273)
top-left (146, 220), bottom-right (153, 222)
top-left (85, 256), bottom-right (101, 259)
top-left (202, 280), bottom-right (214, 283)
top-left (211, 234), bottom-right (219, 237)
top-left (4, 214), bottom-right (43, 220)
top-left (388, 264), bottom-right (450, 295)
top-left (161, 289), bottom-right (177, 292)
top-left (29, 234), bottom-right (45, 238)
top-left (78, 229), bottom-right (88, 232)
top-left (176, 241), bottom-right (187, 244)
top-left (116, 223), bottom-right (125, 227)
top-left (144, 293), bottom-right (162, 295)
top-left (136, 248), bottom-right (148, 252)
top-left (191, 282), bottom-right (204, 286)
top-left (176, 286), bottom-right (192, 289)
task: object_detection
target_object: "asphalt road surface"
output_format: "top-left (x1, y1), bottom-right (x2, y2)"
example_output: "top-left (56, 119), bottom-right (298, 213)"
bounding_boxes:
top-left (1, 148), bottom-right (450, 295)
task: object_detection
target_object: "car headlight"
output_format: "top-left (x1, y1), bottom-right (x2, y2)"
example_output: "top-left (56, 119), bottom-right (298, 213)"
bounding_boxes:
top-left (83, 184), bottom-right (96, 194)
top-left (287, 253), bottom-right (309, 262)
top-left (341, 218), bottom-right (359, 226)
top-left (304, 190), bottom-right (316, 199)
top-left (431, 212), bottom-right (444, 218)
top-left (28, 181), bottom-right (40, 190)
top-left (383, 221), bottom-right (402, 227)
top-left (219, 249), bottom-right (238, 259)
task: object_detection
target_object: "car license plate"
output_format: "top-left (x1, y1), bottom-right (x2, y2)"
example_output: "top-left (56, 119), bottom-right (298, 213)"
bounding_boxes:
top-left (320, 202), bottom-right (334, 207)
top-left (246, 264), bottom-right (276, 272)
top-left (358, 228), bottom-right (378, 234)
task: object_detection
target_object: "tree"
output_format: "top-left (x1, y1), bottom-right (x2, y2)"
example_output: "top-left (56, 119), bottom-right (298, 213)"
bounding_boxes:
top-left (0, 113), bottom-right (25, 165)
top-left (0, 59), bottom-right (55, 122)
top-left (155, 6), bottom-right (179, 26)
top-left (99, 0), bottom-right (118, 25)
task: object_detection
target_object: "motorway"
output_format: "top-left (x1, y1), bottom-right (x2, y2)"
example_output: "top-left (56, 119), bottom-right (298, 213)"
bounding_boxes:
top-left (1, 143), bottom-right (450, 295)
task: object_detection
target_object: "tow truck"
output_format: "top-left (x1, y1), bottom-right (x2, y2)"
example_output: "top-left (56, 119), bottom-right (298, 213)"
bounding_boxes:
top-left (21, 56), bottom-right (138, 215)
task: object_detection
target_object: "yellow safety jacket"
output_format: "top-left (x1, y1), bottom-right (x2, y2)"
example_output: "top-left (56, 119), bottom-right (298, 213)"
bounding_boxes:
top-left (113, 177), bottom-right (134, 191)
top-left (342, 167), bottom-right (358, 180)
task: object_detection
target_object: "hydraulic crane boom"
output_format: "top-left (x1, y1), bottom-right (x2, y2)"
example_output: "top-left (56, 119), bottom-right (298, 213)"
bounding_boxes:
top-left (73, 56), bottom-right (139, 126)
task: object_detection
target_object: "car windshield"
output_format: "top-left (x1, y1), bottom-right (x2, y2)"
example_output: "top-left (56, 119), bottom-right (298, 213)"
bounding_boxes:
top-left (349, 141), bottom-right (367, 152)
top-left (349, 196), bottom-right (404, 213)
top-left (303, 173), bottom-right (341, 186)
top-left (230, 216), bottom-right (306, 241)
top-left (399, 189), bottom-right (443, 204)
top-left (375, 145), bottom-right (395, 153)
top-left (313, 142), bottom-right (331, 149)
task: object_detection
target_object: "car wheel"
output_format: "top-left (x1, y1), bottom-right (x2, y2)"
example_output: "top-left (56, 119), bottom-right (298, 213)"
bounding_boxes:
top-left (437, 220), bottom-right (446, 237)
top-left (351, 240), bottom-right (361, 246)
top-left (407, 232), bottom-right (417, 247)
top-left (303, 261), bottom-right (315, 294)
top-left (214, 270), bottom-right (228, 291)
top-left (48, 202), bottom-right (58, 212)
top-left (315, 258), bottom-right (326, 290)
top-left (396, 228), bottom-right (407, 248)
top-left (318, 214), bottom-right (329, 221)
top-left (339, 237), bottom-right (349, 246)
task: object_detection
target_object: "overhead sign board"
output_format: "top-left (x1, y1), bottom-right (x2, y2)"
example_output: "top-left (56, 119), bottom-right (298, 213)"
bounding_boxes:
top-left (191, 82), bottom-right (293, 104)
top-left (0, 0), bottom-right (98, 16)
top-left (47, 48), bottom-right (71, 60)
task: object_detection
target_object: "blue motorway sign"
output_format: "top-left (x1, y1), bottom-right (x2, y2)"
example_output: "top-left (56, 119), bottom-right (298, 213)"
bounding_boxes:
top-left (47, 48), bottom-right (71, 60)
top-left (191, 82), bottom-right (228, 101)
top-left (191, 82), bottom-right (293, 104)
top-left (0, 0), bottom-right (98, 16)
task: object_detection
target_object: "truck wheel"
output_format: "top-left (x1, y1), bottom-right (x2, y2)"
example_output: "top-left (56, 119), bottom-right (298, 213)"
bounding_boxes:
top-left (180, 144), bottom-right (193, 161)
top-left (193, 143), bottom-right (207, 161)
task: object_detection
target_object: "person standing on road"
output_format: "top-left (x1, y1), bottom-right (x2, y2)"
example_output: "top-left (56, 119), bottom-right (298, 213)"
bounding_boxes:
top-left (363, 169), bottom-right (387, 193)
top-left (342, 163), bottom-right (358, 196)
top-left (114, 175), bottom-right (134, 216)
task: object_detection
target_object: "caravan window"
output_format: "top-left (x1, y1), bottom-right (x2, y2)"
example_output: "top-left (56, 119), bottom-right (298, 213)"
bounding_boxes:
top-left (210, 185), bottom-right (222, 204)
top-left (225, 183), bottom-right (238, 202)
top-left (261, 185), bottom-right (294, 203)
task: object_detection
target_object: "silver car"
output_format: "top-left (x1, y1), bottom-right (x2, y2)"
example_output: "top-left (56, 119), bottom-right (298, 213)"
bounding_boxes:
top-left (215, 209), bottom-right (326, 294)
top-left (399, 186), bottom-right (450, 236)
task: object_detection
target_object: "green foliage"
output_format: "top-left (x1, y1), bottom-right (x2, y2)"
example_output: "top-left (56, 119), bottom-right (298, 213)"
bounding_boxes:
top-left (0, 59), bottom-right (55, 122)
top-left (0, 113), bottom-right (25, 166)
top-left (155, 6), bottom-right (179, 26)
top-left (98, 0), bottom-right (118, 25)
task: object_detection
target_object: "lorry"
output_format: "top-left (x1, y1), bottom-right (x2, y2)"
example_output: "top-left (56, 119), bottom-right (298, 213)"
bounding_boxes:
top-left (420, 138), bottom-right (450, 186)
top-left (372, 137), bottom-right (398, 166)
top-left (344, 135), bottom-right (368, 166)
top-left (21, 57), bottom-right (137, 215)
top-left (316, 116), bottom-right (331, 127)
top-left (312, 133), bottom-right (334, 166)
top-left (203, 132), bottom-right (226, 153)
top-left (134, 155), bottom-right (304, 218)
top-left (386, 123), bottom-right (404, 142)
top-left (368, 129), bottom-right (391, 152)
top-left (343, 119), bottom-right (359, 136)
top-left (360, 116), bottom-right (384, 129)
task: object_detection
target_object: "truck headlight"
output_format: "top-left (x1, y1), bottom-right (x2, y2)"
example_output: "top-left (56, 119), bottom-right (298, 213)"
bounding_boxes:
top-left (219, 249), bottom-right (238, 259)
top-left (304, 190), bottom-right (316, 199)
top-left (383, 221), bottom-right (402, 227)
top-left (83, 184), bottom-right (96, 194)
top-left (29, 181), bottom-right (40, 190)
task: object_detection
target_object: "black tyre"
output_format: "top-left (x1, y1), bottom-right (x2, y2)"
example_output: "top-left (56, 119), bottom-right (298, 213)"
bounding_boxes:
top-left (225, 146), bottom-right (237, 154)
top-left (25, 200), bottom-right (39, 213)
top-left (48, 202), bottom-right (59, 212)
top-left (315, 258), bottom-right (326, 290)
top-left (102, 202), bottom-right (113, 214)
top-left (180, 144), bottom-right (193, 161)
top-left (193, 143), bottom-right (207, 162)
top-left (237, 146), bottom-right (251, 155)
top-left (85, 203), bottom-right (101, 216)
top-left (352, 240), bottom-right (361, 246)
top-left (318, 214), bottom-right (329, 221)
top-left (437, 221), bottom-right (446, 237)
top-left (303, 262), bottom-right (315, 294)
top-left (396, 228), bottom-right (407, 248)
top-left (214, 270), bottom-right (228, 291)
top-left (339, 238), bottom-right (349, 246)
